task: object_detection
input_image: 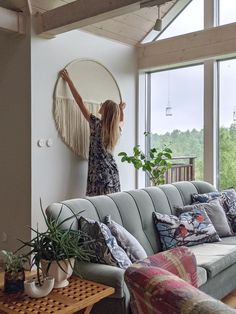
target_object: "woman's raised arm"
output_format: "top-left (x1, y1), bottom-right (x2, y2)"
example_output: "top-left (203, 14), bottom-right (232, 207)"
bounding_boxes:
top-left (60, 69), bottom-right (90, 121)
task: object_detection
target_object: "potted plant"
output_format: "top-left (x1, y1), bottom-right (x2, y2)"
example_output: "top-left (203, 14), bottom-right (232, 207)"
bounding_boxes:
top-left (1, 250), bottom-right (27, 293)
top-left (18, 200), bottom-right (93, 289)
top-left (119, 133), bottom-right (173, 186)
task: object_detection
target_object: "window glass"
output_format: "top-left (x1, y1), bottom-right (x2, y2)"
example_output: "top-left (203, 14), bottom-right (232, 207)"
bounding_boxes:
top-left (157, 0), bottom-right (203, 40)
top-left (219, 0), bottom-right (236, 25)
top-left (150, 65), bottom-right (204, 180)
top-left (218, 59), bottom-right (236, 189)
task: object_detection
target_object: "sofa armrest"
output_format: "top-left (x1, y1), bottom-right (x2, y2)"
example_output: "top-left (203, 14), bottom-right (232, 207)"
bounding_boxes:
top-left (135, 246), bottom-right (198, 287)
top-left (125, 265), bottom-right (236, 314)
top-left (74, 261), bottom-right (129, 299)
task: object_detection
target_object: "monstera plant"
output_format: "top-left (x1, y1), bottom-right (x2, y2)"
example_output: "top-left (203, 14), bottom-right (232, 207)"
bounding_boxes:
top-left (119, 134), bottom-right (173, 186)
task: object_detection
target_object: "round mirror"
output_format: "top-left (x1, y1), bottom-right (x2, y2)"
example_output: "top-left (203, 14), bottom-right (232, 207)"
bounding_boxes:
top-left (54, 59), bottom-right (122, 159)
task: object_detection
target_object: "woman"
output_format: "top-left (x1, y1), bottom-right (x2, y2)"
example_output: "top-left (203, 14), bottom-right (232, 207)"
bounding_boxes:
top-left (60, 69), bottom-right (125, 196)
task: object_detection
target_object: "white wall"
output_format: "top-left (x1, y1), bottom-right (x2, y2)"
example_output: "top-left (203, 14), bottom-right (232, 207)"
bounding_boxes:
top-left (31, 30), bottom-right (137, 230)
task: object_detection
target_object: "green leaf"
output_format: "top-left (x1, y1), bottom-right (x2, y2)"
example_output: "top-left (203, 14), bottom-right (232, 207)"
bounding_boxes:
top-left (133, 146), bottom-right (140, 156)
top-left (164, 153), bottom-right (172, 159)
top-left (118, 152), bottom-right (126, 156)
top-left (150, 152), bottom-right (154, 159)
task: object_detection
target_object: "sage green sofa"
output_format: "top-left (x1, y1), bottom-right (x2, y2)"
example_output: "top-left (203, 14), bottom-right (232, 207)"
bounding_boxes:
top-left (46, 181), bottom-right (236, 314)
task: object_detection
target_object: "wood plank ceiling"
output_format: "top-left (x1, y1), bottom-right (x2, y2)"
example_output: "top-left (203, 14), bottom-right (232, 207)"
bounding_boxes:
top-left (0, 0), bottom-right (177, 45)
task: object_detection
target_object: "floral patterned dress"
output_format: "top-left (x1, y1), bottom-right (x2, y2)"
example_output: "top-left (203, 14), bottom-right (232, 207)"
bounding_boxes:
top-left (86, 114), bottom-right (121, 196)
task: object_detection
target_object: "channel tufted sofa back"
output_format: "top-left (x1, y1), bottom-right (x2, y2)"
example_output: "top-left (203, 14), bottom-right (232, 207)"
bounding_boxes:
top-left (46, 181), bottom-right (216, 256)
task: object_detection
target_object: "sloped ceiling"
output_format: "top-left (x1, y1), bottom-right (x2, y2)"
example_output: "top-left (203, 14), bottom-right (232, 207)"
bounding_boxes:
top-left (0, 0), bottom-right (177, 45)
top-left (82, 2), bottom-right (177, 45)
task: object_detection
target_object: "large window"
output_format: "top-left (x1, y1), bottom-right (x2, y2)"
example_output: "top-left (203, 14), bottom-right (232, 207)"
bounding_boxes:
top-left (140, 0), bottom-right (236, 188)
top-left (157, 0), bottom-right (203, 41)
top-left (219, 0), bottom-right (236, 25)
top-left (218, 59), bottom-right (236, 189)
top-left (150, 65), bottom-right (204, 180)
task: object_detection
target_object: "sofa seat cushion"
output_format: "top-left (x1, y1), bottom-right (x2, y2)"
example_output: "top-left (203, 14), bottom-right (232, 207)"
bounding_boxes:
top-left (189, 243), bottom-right (236, 278)
top-left (218, 236), bottom-right (236, 245)
top-left (197, 266), bottom-right (207, 287)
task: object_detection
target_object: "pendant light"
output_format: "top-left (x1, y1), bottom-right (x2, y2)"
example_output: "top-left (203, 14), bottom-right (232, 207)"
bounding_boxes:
top-left (165, 71), bottom-right (173, 116)
top-left (153, 5), bottom-right (162, 31)
top-left (233, 106), bottom-right (236, 121)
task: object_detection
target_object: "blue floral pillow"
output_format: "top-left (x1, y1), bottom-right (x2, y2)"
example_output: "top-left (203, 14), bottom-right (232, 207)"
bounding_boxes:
top-left (153, 208), bottom-right (220, 251)
top-left (79, 217), bottom-right (132, 269)
top-left (192, 189), bottom-right (236, 233)
top-left (175, 201), bottom-right (232, 237)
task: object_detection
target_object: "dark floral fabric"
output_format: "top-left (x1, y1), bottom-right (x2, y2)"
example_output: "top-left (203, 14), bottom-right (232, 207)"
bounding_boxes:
top-left (221, 189), bottom-right (236, 232)
top-left (86, 114), bottom-right (121, 196)
top-left (192, 191), bottom-right (222, 203)
top-left (192, 188), bottom-right (236, 233)
top-left (153, 208), bottom-right (220, 251)
top-left (79, 217), bottom-right (131, 269)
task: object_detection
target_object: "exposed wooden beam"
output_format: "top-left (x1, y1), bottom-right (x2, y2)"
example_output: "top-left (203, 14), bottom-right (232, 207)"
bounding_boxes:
top-left (138, 22), bottom-right (236, 70)
top-left (0, 6), bottom-right (25, 34)
top-left (35, 0), bottom-right (173, 36)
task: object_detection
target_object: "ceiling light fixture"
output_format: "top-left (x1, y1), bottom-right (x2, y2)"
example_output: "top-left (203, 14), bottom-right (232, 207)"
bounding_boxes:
top-left (153, 5), bottom-right (162, 31)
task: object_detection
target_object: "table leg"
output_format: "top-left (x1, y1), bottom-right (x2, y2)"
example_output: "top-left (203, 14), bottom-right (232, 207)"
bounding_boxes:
top-left (83, 304), bottom-right (94, 314)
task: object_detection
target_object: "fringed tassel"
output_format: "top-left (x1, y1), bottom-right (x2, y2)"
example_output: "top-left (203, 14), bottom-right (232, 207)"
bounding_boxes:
top-left (53, 97), bottom-right (100, 159)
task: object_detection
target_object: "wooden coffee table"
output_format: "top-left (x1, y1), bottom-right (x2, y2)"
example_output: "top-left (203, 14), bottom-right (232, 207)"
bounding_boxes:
top-left (0, 273), bottom-right (115, 314)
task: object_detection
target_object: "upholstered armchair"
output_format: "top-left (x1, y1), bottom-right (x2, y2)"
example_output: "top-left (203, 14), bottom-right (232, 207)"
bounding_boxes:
top-left (125, 247), bottom-right (236, 314)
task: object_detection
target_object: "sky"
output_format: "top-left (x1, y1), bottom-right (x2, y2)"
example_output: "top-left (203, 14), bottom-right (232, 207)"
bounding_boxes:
top-left (150, 0), bottom-right (236, 134)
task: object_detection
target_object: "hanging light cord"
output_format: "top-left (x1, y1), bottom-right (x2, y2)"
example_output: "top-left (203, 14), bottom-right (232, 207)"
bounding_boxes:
top-left (158, 5), bottom-right (161, 19)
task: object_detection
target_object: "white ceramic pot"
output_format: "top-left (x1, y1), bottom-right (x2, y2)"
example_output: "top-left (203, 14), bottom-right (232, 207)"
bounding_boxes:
top-left (24, 276), bottom-right (54, 298)
top-left (41, 258), bottom-right (75, 288)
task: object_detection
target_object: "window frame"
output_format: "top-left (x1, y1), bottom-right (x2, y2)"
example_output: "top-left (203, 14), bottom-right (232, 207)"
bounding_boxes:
top-left (139, 0), bottom-right (235, 189)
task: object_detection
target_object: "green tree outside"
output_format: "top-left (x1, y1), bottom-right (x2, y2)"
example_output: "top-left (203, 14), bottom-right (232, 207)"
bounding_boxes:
top-left (151, 124), bottom-right (236, 189)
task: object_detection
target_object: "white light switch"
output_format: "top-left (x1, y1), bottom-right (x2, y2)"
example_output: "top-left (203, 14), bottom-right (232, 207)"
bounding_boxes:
top-left (37, 139), bottom-right (45, 147)
top-left (46, 139), bottom-right (53, 147)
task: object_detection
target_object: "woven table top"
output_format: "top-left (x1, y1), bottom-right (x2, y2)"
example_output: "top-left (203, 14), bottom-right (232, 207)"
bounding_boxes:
top-left (0, 276), bottom-right (115, 314)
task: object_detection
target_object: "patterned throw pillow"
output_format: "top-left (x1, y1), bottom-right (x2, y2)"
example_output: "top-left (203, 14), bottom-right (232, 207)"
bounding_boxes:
top-left (104, 215), bottom-right (147, 262)
top-left (153, 208), bottom-right (220, 251)
top-left (221, 189), bottom-right (236, 232)
top-left (192, 191), bottom-right (222, 203)
top-left (79, 217), bottom-right (132, 269)
top-left (176, 201), bottom-right (232, 237)
top-left (192, 188), bottom-right (236, 233)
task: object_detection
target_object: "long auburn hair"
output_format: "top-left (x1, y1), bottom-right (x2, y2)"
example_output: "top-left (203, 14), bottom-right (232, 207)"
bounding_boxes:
top-left (101, 100), bottom-right (120, 152)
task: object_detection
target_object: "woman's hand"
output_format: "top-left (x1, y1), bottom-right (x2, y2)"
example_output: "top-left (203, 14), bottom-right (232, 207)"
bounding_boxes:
top-left (60, 69), bottom-right (71, 82)
top-left (119, 102), bottom-right (126, 110)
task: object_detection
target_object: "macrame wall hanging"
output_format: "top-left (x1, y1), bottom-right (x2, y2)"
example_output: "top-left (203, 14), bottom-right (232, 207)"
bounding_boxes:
top-left (53, 59), bottom-right (122, 159)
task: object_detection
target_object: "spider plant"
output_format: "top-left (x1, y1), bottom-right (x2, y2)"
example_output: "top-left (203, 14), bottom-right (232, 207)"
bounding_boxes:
top-left (17, 199), bottom-right (93, 285)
